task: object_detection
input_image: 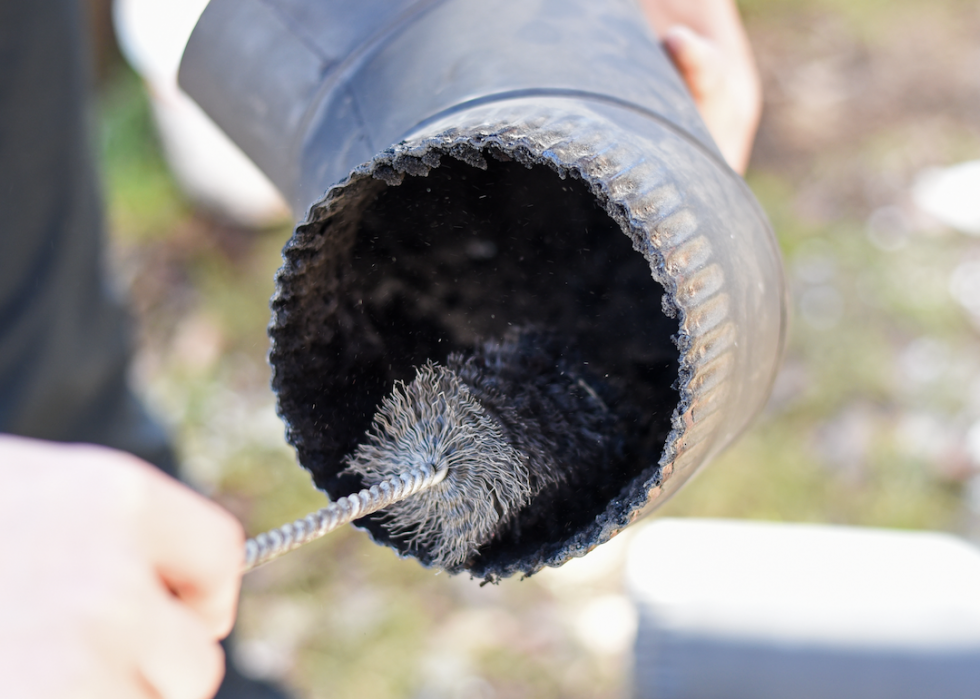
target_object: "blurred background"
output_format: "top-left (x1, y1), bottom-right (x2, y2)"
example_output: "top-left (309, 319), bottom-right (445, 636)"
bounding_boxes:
top-left (85, 0), bottom-right (980, 696)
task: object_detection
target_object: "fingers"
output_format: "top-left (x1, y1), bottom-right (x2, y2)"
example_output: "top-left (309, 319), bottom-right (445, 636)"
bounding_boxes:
top-left (638, 0), bottom-right (762, 174)
top-left (661, 22), bottom-right (761, 174)
top-left (137, 585), bottom-right (226, 699)
top-left (662, 25), bottom-right (724, 102)
top-left (137, 463), bottom-right (245, 639)
top-left (87, 562), bottom-right (226, 699)
top-left (639, 0), bottom-right (753, 57)
top-left (0, 436), bottom-right (243, 699)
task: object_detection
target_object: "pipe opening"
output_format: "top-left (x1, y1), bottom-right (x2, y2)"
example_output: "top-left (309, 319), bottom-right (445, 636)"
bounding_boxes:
top-left (271, 147), bottom-right (680, 576)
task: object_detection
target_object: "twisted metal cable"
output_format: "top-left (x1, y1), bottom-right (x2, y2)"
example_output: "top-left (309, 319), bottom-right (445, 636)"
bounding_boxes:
top-left (243, 463), bottom-right (447, 572)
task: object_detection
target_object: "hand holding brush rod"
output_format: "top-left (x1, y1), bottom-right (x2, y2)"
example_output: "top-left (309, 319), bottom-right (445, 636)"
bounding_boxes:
top-left (245, 328), bottom-right (629, 573)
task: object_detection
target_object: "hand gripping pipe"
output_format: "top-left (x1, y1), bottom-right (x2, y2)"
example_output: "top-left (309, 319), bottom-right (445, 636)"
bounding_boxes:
top-left (180, 0), bottom-right (787, 580)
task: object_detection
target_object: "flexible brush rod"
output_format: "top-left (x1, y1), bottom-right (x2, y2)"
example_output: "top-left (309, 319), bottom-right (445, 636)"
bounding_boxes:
top-left (243, 463), bottom-right (447, 572)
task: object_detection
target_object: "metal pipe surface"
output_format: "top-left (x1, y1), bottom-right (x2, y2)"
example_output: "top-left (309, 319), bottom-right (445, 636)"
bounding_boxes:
top-left (179, 0), bottom-right (787, 579)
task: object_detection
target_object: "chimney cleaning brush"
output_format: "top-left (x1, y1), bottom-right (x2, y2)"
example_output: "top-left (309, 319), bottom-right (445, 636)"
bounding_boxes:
top-left (244, 327), bottom-right (624, 572)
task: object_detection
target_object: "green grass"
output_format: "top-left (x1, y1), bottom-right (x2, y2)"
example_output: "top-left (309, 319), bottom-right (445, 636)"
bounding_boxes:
top-left (100, 66), bottom-right (189, 242)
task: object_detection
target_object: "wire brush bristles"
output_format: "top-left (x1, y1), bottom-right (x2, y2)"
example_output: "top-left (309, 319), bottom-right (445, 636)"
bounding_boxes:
top-left (344, 327), bottom-right (626, 571)
top-left (343, 362), bottom-right (533, 569)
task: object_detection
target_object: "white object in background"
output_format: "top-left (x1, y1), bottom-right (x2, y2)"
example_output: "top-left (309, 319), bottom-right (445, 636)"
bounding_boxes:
top-left (912, 160), bottom-right (980, 236)
top-left (627, 519), bottom-right (980, 699)
top-left (113, 0), bottom-right (289, 227)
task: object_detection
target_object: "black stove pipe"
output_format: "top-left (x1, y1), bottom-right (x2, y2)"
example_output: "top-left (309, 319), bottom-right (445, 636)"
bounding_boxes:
top-left (179, 0), bottom-right (786, 578)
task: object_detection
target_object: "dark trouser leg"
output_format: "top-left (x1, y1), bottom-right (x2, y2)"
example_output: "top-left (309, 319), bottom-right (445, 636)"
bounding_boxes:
top-left (0, 0), bottom-right (175, 474)
top-left (0, 3), bottom-right (285, 697)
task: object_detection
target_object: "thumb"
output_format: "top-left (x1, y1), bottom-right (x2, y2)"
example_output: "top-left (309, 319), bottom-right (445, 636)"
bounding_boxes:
top-left (662, 25), bottom-right (725, 103)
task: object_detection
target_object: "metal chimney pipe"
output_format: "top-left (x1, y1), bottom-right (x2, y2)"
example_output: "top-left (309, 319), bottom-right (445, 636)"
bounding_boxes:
top-left (179, 0), bottom-right (787, 579)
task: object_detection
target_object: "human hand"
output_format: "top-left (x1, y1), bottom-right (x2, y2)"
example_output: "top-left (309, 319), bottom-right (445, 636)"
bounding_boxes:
top-left (0, 435), bottom-right (245, 699)
top-left (639, 0), bottom-right (762, 174)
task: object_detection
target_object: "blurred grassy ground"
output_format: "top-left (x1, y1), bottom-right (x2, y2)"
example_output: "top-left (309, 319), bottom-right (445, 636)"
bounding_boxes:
top-left (98, 1), bottom-right (980, 697)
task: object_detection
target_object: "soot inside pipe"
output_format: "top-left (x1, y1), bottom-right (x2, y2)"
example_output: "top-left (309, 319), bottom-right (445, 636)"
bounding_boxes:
top-left (271, 150), bottom-right (680, 577)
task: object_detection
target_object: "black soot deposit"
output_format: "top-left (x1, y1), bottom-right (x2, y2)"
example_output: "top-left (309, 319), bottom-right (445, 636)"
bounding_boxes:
top-left (270, 151), bottom-right (680, 578)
